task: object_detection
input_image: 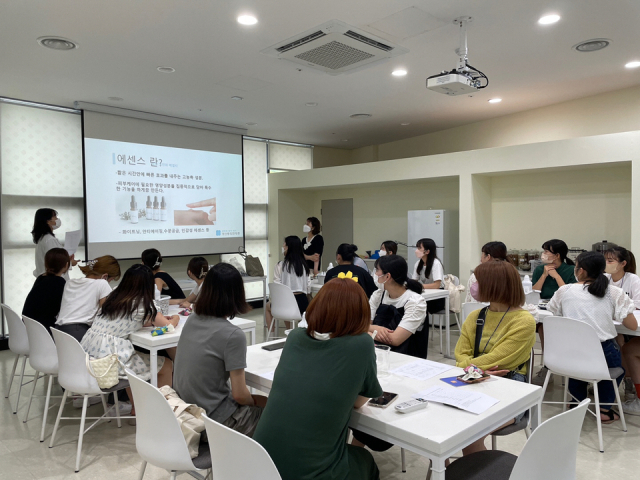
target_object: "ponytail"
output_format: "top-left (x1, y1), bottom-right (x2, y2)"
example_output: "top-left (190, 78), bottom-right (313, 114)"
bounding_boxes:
top-left (587, 274), bottom-right (608, 298)
top-left (576, 251), bottom-right (608, 299)
top-left (605, 246), bottom-right (636, 275)
top-left (336, 243), bottom-right (358, 263)
top-left (377, 255), bottom-right (421, 294)
top-left (405, 279), bottom-right (423, 295)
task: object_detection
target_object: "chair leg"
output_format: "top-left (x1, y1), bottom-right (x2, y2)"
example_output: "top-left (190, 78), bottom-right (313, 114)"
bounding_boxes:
top-left (537, 368), bottom-right (553, 429)
top-left (491, 435), bottom-right (497, 450)
top-left (593, 382), bottom-right (604, 453)
top-left (75, 396), bottom-right (89, 472)
top-left (562, 376), bottom-right (569, 412)
top-left (426, 459), bottom-right (432, 480)
top-left (100, 394), bottom-right (109, 417)
top-left (613, 379), bottom-right (627, 433)
top-left (170, 471), bottom-right (177, 480)
top-left (114, 392), bottom-right (122, 428)
top-left (40, 375), bottom-right (54, 442)
top-left (138, 460), bottom-right (147, 480)
top-left (5, 354), bottom-right (19, 398)
top-left (13, 355), bottom-right (28, 414)
top-left (23, 370), bottom-right (40, 423)
top-left (49, 389), bottom-right (69, 448)
top-left (439, 318), bottom-right (443, 354)
top-left (266, 316), bottom-right (276, 341)
top-left (401, 447), bottom-right (406, 473)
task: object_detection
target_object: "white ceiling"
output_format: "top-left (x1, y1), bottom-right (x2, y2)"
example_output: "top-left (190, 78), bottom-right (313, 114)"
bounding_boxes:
top-left (1, 0), bottom-right (639, 149)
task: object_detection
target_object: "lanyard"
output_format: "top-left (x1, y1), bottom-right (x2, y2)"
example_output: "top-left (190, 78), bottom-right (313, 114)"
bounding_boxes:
top-left (481, 307), bottom-right (511, 355)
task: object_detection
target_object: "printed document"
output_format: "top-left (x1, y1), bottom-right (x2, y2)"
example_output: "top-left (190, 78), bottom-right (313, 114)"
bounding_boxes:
top-left (412, 385), bottom-right (499, 414)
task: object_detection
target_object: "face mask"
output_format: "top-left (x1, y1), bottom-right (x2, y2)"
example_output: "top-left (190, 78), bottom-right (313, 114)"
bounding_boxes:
top-left (52, 218), bottom-right (61, 230)
top-left (303, 225), bottom-right (311, 233)
top-left (415, 249), bottom-right (424, 259)
top-left (605, 263), bottom-right (619, 274)
top-left (377, 274), bottom-right (388, 286)
top-left (470, 281), bottom-right (481, 301)
top-left (281, 247), bottom-right (285, 254)
top-left (379, 250), bottom-right (386, 257)
top-left (574, 268), bottom-right (580, 282)
top-left (541, 254), bottom-right (553, 264)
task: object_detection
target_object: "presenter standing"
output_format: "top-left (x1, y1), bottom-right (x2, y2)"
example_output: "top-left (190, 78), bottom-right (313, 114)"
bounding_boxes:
top-left (301, 217), bottom-right (323, 275)
top-left (32, 208), bottom-right (77, 280)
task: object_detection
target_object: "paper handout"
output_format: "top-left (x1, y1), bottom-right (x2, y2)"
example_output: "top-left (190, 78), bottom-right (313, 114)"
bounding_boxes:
top-left (412, 385), bottom-right (499, 414)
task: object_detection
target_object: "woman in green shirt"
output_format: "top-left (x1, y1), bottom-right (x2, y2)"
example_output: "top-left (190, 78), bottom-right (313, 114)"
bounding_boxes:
top-left (253, 278), bottom-right (383, 480)
top-left (531, 239), bottom-right (576, 384)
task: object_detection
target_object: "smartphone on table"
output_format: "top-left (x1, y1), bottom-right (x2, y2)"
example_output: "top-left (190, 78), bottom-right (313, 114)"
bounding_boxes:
top-left (368, 392), bottom-right (398, 408)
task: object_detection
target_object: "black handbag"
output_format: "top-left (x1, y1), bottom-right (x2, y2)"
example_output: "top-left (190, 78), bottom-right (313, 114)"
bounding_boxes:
top-left (373, 292), bottom-right (428, 358)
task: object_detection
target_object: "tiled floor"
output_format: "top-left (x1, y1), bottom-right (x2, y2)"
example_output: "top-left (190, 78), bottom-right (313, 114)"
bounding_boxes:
top-left (2, 311), bottom-right (639, 479)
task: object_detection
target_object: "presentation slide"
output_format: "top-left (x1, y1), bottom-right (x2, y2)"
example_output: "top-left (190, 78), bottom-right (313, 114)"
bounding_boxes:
top-left (84, 138), bottom-right (244, 259)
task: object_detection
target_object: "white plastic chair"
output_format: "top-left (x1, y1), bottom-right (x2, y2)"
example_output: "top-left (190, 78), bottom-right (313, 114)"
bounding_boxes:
top-left (461, 301), bottom-right (489, 322)
top-left (23, 317), bottom-right (63, 441)
top-left (50, 329), bottom-right (131, 472)
top-left (430, 275), bottom-right (462, 354)
top-left (444, 399), bottom-right (589, 480)
top-left (126, 370), bottom-right (211, 480)
top-left (267, 283), bottom-right (302, 340)
top-left (2, 303), bottom-right (37, 414)
top-left (537, 316), bottom-right (626, 453)
top-left (202, 413), bottom-right (281, 480)
top-left (525, 290), bottom-right (540, 305)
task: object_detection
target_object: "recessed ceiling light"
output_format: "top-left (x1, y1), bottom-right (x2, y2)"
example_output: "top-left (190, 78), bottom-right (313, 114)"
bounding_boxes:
top-left (341, 139), bottom-right (349, 142)
top-left (305, 102), bottom-right (318, 107)
top-left (231, 96), bottom-right (243, 100)
top-left (246, 122), bottom-right (257, 126)
top-left (350, 113), bottom-right (372, 119)
top-left (237, 15), bottom-right (258, 25)
top-left (108, 97), bottom-right (123, 102)
top-left (157, 66), bottom-right (175, 73)
top-left (400, 122), bottom-right (410, 126)
top-left (538, 14), bottom-right (560, 25)
top-left (37, 36), bottom-right (78, 51)
top-left (625, 61), bottom-right (640, 69)
top-left (573, 38), bottom-right (610, 53)
top-left (392, 69), bottom-right (407, 77)
top-left (488, 98), bottom-right (502, 104)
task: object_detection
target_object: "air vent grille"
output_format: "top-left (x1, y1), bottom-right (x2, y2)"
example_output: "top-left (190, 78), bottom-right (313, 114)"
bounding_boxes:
top-left (344, 30), bottom-right (393, 52)
top-left (277, 31), bottom-right (326, 53)
top-left (294, 41), bottom-right (374, 70)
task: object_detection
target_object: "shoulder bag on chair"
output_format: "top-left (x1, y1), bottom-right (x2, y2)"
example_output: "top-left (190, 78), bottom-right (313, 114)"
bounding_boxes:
top-left (86, 353), bottom-right (122, 389)
top-left (239, 247), bottom-right (264, 277)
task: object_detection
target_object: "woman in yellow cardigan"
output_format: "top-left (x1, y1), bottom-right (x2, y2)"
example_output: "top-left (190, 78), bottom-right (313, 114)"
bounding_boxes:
top-left (455, 260), bottom-right (536, 455)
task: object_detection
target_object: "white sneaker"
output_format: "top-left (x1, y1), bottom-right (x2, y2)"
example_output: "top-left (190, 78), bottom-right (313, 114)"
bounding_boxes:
top-left (622, 398), bottom-right (640, 416)
top-left (106, 402), bottom-right (132, 417)
top-left (72, 395), bottom-right (103, 408)
top-left (623, 377), bottom-right (637, 403)
top-left (532, 366), bottom-right (551, 386)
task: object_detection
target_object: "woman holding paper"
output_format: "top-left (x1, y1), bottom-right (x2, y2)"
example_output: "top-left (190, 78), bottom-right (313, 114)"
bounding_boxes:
top-left (31, 208), bottom-right (77, 280)
top-left (455, 260), bottom-right (536, 455)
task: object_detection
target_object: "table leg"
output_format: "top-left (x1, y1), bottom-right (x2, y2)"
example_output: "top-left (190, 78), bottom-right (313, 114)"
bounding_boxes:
top-left (262, 278), bottom-right (267, 326)
top-left (430, 457), bottom-right (446, 480)
top-left (444, 296), bottom-right (453, 359)
top-left (150, 349), bottom-right (158, 388)
top-left (249, 328), bottom-right (255, 345)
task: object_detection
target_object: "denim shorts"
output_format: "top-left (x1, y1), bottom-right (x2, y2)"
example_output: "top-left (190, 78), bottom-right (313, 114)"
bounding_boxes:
top-left (508, 372), bottom-right (527, 423)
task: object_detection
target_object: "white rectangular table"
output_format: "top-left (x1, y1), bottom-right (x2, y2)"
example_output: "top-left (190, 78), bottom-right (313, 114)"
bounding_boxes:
top-left (245, 341), bottom-right (541, 480)
top-left (536, 309), bottom-right (640, 336)
top-left (129, 305), bottom-right (256, 387)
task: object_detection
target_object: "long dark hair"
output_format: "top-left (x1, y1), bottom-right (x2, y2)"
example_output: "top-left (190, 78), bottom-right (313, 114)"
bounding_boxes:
top-left (575, 251), bottom-right (608, 298)
top-left (100, 264), bottom-right (157, 322)
top-left (542, 239), bottom-right (574, 266)
top-left (31, 208), bottom-right (57, 244)
top-left (141, 248), bottom-right (162, 270)
top-left (482, 241), bottom-right (507, 260)
top-left (416, 238), bottom-right (439, 277)
top-left (283, 236), bottom-right (309, 277)
top-left (336, 243), bottom-right (358, 263)
top-left (605, 246), bottom-right (636, 275)
top-left (375, 255), bottom-right (423, 295)
top-left (381, 241), bottom-right (398, 255)
top-left (195, 263), bottom-right (251, 319)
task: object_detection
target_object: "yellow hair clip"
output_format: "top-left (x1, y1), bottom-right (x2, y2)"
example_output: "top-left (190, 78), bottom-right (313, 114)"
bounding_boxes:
top-left (338, 271), bottom-right (359, 283)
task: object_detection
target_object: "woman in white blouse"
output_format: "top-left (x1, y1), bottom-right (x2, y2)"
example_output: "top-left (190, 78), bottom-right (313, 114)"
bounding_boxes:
top-left (31, 208), bottom-right (77, 279)
top-left (547, 251), bottom-right (637, 424)
top-left (265, 236), bottom-right (310, 330)
top-left (412, 238), bottom-right (444, 289)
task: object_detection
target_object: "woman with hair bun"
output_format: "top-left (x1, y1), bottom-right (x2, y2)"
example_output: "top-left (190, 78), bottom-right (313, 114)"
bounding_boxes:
top-left (326, 244), bottom-right (377, 298)
top-left (180, 257), bottom-right (209, 308)
top-left (141, 248), bottom-right (185, 303)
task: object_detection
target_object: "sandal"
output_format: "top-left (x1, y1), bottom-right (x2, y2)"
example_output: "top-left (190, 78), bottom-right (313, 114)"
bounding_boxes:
top-left (600, 409), bottom-right (620, 424)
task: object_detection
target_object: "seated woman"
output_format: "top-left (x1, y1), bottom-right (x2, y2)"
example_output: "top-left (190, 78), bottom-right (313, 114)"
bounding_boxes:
top-left (23, 248), bottom-right (69, 334)
top-left (142, 248), bottom-right (185, 304)
top-left (266, 236), bottom-right (310, 331)
top-left (465, 241), bottom-right (507, 303)
top-left (326, 244), bottom-right (377, 298)
top-left (548, 251), bottom-right (637, 424)
top-left (372, 241), bottom-right (397, 289)
top-left (55, 255), bottom-right (121, 342)
top-left (254, 279), bottom-right (383, 480)
top-left (455, 260), bottom-right (536, 455)
top-left (179, 256), bottom-right (209, 308)
top-left (81, 264), bottom-right (178, 415)
top-left (174, 263), bottom-right (267, 437)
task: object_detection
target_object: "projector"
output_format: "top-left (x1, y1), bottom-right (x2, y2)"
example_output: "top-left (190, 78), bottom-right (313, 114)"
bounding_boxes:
top-left (426, 73), bottom-right (479, 96)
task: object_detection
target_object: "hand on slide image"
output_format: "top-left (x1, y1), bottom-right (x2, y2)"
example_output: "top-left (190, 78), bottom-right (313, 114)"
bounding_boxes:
top-left (174, 197), bottom-right (217, 226)
top-left (186, 198), bottom-right (216, 222)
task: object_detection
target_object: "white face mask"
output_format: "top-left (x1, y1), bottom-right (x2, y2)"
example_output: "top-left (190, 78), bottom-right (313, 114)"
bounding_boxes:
top-left (377, 272), bottom-right (388, 286)
top-left (605, 262), bottom-right (619, 275)
top-left (415, 249), bottom-right (424, 259)
top-left (378, 250), bottom-right (386, 256)
top-left (52, 218), bottom-right (61, 230)
top-left (303, 225), bottom-right (311, 233)
top-left (541, 253), bottom-right (554, 264)
top-left (574, 268), bottom-right (580, 282)
top-left (281, 247), bottom-right (286, 254)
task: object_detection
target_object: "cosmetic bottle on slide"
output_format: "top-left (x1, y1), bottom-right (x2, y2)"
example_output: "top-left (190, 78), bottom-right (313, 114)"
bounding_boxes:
top-left (153, 196), bottom-right (160, 221)
top-left (146, 196), bottom-right (153, 219)
top-left (161, 196), bottom-right (168, 221)
top-left (130, 195), bottom-right (138, 224)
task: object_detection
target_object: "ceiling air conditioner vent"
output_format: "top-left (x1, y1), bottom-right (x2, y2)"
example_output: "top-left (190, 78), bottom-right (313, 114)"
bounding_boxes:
top-left (261, 20), bottom-right (408, 75)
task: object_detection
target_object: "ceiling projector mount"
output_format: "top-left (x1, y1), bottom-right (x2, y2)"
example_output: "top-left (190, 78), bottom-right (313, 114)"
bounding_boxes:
top-left (427, 16), bottom-right (489, 96)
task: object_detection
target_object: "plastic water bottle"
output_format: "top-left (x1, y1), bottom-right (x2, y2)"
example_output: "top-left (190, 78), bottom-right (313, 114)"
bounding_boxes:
top-left (327, 263), bottom-right (334, 270)
top-left (522, 275), bottom-right (532, 294)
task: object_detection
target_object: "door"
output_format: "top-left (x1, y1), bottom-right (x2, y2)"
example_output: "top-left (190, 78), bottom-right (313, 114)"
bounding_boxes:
top-left (321, 199), bottom-right (353, 271)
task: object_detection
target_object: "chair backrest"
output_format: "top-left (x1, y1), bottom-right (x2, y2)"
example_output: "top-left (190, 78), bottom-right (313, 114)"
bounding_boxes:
top-left (51, 329), bottom-right (102, 395)
top-left (1, 303), bottom-right (30, 355)
top-left (543, 316), bottom-right (612, 381)
top-left (23, 316), bottom-right (58, 374)
top-left (509, 399), bottom-right (589, 480)
top-left (126, 371), bottom-right (197, 472)
top-left (525, 290), bottom-right (541, 305)
top-left (268, 283), bottom-right (302, 321)
top-left (461, 302), bottom-right (489, 322)
top-left (202, 413), bottom-right (282, 480)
